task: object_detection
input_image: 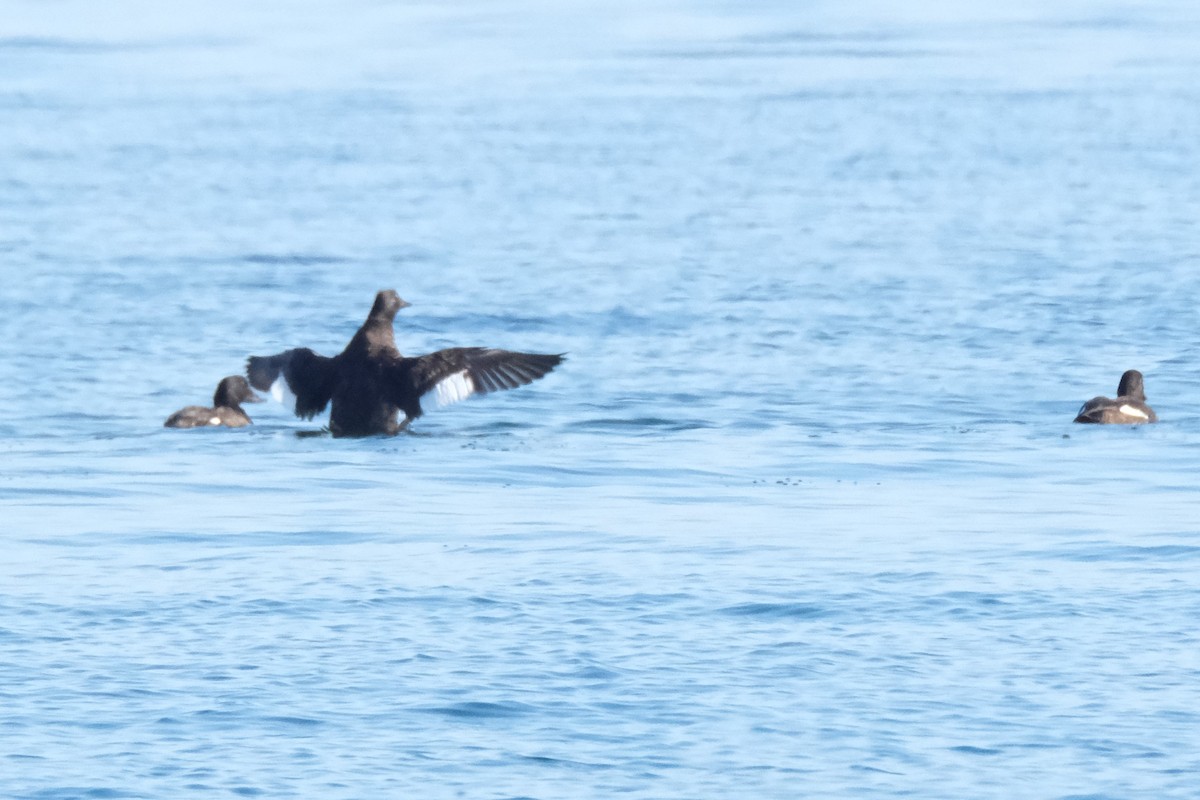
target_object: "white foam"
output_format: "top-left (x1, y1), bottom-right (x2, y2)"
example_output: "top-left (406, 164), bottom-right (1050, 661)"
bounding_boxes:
top-left (1118, 404), bottom-right (1149, 420)
top-left (429, 370), bottom-right (475, 407)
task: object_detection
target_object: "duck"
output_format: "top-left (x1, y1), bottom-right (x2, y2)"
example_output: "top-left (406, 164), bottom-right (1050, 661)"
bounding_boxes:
top-left (1073, 369), bottom-right (1157, 424)
top-left (164, 375), bottom-right (262, 428)
top-left (246, 290), bottom-right (563, 437)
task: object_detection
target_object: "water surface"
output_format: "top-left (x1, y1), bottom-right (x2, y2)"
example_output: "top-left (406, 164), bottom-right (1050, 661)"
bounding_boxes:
top-left (3, 1), bottom-right (1200, 797)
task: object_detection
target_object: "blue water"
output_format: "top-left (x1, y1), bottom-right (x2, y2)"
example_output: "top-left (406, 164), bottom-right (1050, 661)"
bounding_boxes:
top-left (4, 1), bottom-right (1200, 797)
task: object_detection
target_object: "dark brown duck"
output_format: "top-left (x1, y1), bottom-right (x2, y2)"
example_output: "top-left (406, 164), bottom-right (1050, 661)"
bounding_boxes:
top-left (1074, 369), bottom-right (1157, 424)
top-left (164, 375), bottom-right (262, 429)
top-left (246, 290), bottom-right (563, 437)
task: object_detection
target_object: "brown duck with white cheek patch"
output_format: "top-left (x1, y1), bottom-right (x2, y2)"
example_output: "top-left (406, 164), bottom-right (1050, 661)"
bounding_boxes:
top-left (246, 290), bottom-right (564, 437)
top-left (1074, 369), bottom-right (1158, 424)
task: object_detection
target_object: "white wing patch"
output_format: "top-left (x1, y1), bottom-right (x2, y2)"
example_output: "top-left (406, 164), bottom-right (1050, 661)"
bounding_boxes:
top-left (269, 374), bottom-right (297, 408)
top-left (1118, 404), bottom-right (1149, 420)
top-left (209, 416), bottom-right (221, 426)
top-left (429, 370), bottom-right (475, 407)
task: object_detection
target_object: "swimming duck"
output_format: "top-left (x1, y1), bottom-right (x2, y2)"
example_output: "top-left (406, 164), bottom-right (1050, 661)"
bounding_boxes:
top-left (246, 290), bottom-right (563, 437)
top-left (165, 375), bottom-right (262, 428)
top-left (1074, 369), bottom-right (1157, 424)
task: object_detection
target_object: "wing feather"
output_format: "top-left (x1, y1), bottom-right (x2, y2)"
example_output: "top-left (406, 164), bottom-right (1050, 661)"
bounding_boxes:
top-left (246, 347), bottom-right (339, 420)
top-left (386, 347), bottom-right (563, 418)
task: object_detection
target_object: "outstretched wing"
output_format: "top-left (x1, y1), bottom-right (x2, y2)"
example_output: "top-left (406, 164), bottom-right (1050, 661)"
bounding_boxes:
top-left (246, 347), bottom-right (339, 420)
top-left (387, 348), bottom-right (563, 419)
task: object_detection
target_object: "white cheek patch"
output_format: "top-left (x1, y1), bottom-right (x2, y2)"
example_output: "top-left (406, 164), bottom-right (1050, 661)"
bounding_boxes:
top-left (1118, 404), bottom-right (1149, 420)
top-left (270, 374), bottom-right (297, 408)
top-left (429, 370), bottom-right (475, 407)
